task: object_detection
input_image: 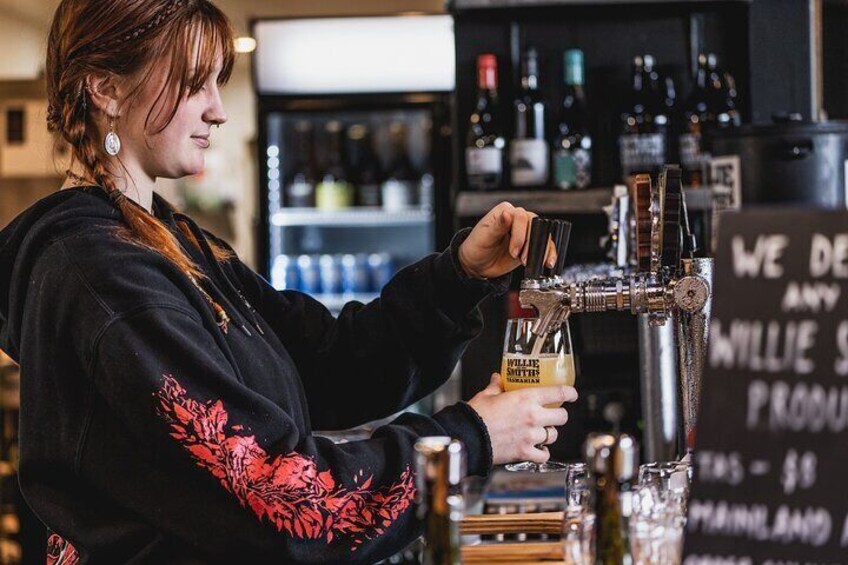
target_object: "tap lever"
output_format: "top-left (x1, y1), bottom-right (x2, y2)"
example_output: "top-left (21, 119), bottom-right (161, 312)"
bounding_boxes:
top-left (554, 220), bottom-right (572, 276)
top-left (525, 217), bottom-right (551, 280)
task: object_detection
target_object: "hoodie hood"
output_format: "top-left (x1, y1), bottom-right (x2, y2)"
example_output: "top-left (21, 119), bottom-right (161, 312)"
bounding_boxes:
top-left (0, 187), bottom-right (127, 361)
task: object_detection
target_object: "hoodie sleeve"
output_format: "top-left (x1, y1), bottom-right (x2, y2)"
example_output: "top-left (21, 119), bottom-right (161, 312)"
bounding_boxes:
top-left (89, 301), bottom-right (493, 563)
top-left (224, 228), bottom-right (511, 431)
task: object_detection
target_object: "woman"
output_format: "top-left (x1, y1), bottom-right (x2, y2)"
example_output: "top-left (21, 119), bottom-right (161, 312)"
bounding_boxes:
top-left (0, 0), bottom-right (576, 563)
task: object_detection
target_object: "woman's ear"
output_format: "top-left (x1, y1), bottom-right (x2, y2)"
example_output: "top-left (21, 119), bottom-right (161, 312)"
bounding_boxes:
top-left (85, 74), bottom-right (120, 117)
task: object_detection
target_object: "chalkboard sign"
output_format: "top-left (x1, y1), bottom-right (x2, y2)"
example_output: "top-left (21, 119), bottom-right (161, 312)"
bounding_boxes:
top-left (683, 209), bottom-right (848, 564)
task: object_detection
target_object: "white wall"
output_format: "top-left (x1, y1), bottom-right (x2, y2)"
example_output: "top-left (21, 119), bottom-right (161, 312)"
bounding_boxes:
top-left (0, 14), bottom-right (44, 79)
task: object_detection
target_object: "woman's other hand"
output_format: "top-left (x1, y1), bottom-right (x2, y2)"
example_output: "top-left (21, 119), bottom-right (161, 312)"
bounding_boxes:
top-left (467, 373), bottom-right (578, 466)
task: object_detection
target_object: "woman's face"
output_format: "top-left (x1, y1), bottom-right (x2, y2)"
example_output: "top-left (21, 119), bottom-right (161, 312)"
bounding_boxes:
top-left (118, 54), bottom-right (227, 180)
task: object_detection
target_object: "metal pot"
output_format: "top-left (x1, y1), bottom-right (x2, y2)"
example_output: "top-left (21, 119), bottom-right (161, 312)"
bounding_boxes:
top-left (710, 115), bottom-right (848, 208)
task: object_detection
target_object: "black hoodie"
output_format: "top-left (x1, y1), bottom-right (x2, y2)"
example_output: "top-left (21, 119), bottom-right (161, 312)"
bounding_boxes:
top-left (0, 186), bottom-right (507, 564)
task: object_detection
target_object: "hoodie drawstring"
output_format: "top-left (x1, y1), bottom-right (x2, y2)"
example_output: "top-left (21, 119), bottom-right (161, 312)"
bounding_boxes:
top-left (173, 214), bottom-right (265, 337)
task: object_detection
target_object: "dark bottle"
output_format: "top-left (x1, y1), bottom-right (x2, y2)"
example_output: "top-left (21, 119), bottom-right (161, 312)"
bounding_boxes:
top-left (315, 121), bottom-right (354, 210)
top-left (466, 53), bottom-right (505, 191)
top-left (619, 54), bottom-right (670, 179)
top-left (585, 433), bottom-right (637, 565)
top-left (553, 49), bottom-right (592, 190)
top-left (415, 437), bottom-right (464, 565)
top-left (679, 54), bottom-right (713, 187)
top-left (346, 124), bottom-right (383, 207)
top-left (285, 121), bottom-right (317, 208)
top-left (510, 47), bottom-right (549, 188)
top-left (381, 122), bottom-right (419, 211)
top-left (707, 53), bottom-right (742, 129)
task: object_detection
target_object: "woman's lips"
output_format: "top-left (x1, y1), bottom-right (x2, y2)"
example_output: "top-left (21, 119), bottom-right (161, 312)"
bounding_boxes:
top-left (192, 136), bottom-right (210, 148)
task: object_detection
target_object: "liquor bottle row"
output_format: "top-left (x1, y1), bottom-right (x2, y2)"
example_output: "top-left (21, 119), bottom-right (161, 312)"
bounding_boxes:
top-left (271, 252), bottom-right (395, 295)
top-left (465, 48), bottom-right (740, 191)
top-left (273, 121), bottom-right (433, 212)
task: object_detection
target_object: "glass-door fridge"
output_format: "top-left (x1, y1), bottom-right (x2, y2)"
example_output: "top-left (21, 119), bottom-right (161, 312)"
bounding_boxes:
top-left (253, 15), bottom-right (456, 315)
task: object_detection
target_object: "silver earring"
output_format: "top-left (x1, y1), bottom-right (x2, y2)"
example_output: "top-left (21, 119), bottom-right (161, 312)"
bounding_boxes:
top-left (104, 116), bottom-right (121, 156)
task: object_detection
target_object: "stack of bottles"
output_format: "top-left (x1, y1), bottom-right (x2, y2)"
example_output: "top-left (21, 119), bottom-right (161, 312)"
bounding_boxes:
top-left (464, 48), bottom-right (740, 191)
top-left (282, 120), bottom-right (433, 212)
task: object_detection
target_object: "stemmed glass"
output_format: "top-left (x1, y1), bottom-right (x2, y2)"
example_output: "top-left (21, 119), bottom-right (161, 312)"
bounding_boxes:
top-left (500, 317), bottom-right (576, 472)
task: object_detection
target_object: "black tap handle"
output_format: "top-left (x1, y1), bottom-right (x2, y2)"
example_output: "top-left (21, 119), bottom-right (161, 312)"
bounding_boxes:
top-left (525, 217), bottom-right (550, 280)
top-left (554, 220), bottom-right (572, 276)
top-left (546, 220), bottom-right (564, 277)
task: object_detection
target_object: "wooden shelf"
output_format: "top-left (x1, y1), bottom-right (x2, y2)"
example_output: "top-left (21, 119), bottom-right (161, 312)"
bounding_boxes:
top-left (455, 186), bottom-right (716, 217)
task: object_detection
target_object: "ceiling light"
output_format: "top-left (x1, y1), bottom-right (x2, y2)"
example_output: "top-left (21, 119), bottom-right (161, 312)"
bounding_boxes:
top-left (234, 36), bottom-right (257, 54)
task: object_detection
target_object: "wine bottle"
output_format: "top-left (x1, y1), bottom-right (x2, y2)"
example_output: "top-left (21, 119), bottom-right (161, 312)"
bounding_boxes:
top-left (679, 54), bottom-right (712, 187)
top-left (466, 53), bottom-right (505, 191)
top-left (619, 54), bottom-right (669, 179)
top-left (708, 53), bottom-right (742, 129)
top-left (415, 437), bottom-right (464, 565)
top-left (584, 433), bottom-right (637, 565)
top-left (381, 122), bottom-right (419, 211)
top-left (316, 121), bottom-right (354, 210)
top-left (285, 121), bottom-right (317, 208)
top-left (510, 47), bottom-right (549, 188)
top-left (553, 49), bottom-right (592, 190)
top-left (347, 124), bottom-right (383, 207)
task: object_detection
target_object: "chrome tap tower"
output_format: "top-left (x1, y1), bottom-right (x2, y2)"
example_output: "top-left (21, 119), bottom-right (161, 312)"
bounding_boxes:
top-left (520, 166), bottom-right (712, 462)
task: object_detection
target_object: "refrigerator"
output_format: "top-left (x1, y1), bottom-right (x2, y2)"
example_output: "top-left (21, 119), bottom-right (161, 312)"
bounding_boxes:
top-left (252, 15), bottom-right (456, 315)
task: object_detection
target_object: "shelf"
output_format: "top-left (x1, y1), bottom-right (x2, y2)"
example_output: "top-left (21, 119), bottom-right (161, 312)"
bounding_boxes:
top-left (451, 0), bottom-right (750, 10)
top-left (316, 292), bottom-right (381, 312)
top-left (454, 186), bottom-right (718, 217)
top-left (270, 207), bottom-right (433, 228)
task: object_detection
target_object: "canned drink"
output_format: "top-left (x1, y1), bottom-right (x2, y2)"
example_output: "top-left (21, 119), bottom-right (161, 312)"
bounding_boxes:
top-left (318, 254), bottom-right (342, 295)
top-left (367, 253), bottom-right (394, 291)
top-left (341, 254), bottom-right (370, 294)
top-left (296, 255), bottom-right (321, 294)
top-left (271, 255), bottom-right (299, 291)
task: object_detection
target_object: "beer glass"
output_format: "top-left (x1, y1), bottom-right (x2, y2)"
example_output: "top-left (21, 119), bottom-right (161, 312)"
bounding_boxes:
top-left (501, 318), bottom-right (576, 472)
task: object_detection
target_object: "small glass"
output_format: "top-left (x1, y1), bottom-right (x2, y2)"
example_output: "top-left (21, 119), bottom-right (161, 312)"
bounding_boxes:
top-left (630, 461), bottom-right (691, 564)
top-left (500, 318), bottom-right (576, 472)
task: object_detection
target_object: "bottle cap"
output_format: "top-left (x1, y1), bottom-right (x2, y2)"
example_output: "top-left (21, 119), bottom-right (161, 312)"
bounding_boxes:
top-left (415, 437), bottom-right (466, 518)
top-left (415, 437), bottom-right (466, 487)
top-left (583, 433), bottom-right (638, 482)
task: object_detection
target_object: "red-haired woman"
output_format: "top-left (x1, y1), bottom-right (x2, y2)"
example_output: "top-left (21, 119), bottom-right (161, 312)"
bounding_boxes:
top-left (0, 0), bottom-right (574, 562)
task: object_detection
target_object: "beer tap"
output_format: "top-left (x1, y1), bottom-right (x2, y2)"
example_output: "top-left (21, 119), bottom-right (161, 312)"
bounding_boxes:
top-left (518, 165), bottom-right (713, 460)
top-left (520, 166), bottom-right (710, 332)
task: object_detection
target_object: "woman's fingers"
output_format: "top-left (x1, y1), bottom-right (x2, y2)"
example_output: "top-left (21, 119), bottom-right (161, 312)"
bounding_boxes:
top-left (536, 407), bottom-right (569, 428)
top-left (524, 385), bottom-right (578, 407)
top-left (506, 207), bottom-right (531, 260)
top-left (524, 444), bottom-right (551, 464)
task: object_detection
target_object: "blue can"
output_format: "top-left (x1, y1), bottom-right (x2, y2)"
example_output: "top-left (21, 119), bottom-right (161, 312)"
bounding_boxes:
top-left (319, 254), bottom-right (342, 295)
top-left (271, 255), bottom-right (299, 291)
top-left (296, 255), bottom-right (321, 294)
top-left (367, 253), bottom-right (394, 291)
top-left (341, 254), bottom-right (370, 294)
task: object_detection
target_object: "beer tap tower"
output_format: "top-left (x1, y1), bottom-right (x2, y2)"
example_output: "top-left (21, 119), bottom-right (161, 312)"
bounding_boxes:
top-left (521, 165), bottom-right (713, 462)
